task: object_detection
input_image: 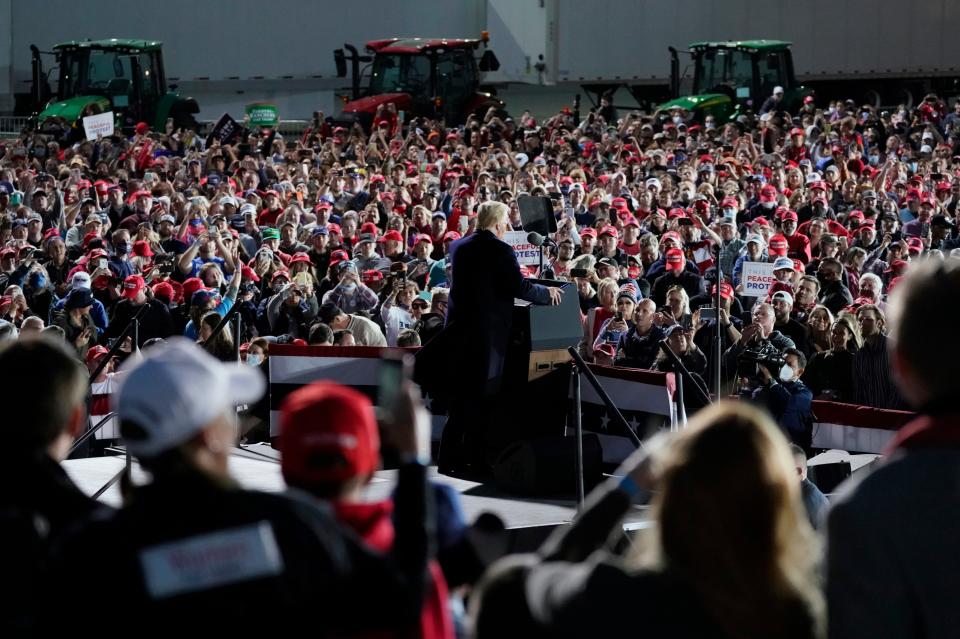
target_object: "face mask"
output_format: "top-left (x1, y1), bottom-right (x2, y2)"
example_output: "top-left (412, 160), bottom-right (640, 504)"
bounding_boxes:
top-left (246, 354), bottom-right (262, 367)
top-left (115, 241), bottom-right (130, 255)
top-left (672, 116), bottom-right (682, 124)
top-left (341, 282), bottom-right (356, 293)
top-left (779, 364), bottom-right (795, 382)
top-left (28, 273), bottom-right (46, 289)
top-left (722, 207), bottom-right (736, 217)
top-left (761, 201), bottom-right (776, 210)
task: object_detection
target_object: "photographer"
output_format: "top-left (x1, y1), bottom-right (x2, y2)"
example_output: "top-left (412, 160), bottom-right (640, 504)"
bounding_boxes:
top-left (321, 260), bottom-right (379, 314)
top-left (723, 302), bottom-right (796, 380)
top-left (381, 278), bottom-right (420, 347)
top-left (751, 348), bottom-right (814, 451)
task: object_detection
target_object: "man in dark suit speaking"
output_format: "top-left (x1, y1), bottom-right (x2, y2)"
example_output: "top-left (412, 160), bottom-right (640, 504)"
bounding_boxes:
top-left (439, 201), bottom-right (562, 476)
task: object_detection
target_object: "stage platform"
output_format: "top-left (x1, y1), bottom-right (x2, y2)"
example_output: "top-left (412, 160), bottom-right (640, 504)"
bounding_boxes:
top-left (62, 444), bottom-right (653, 553)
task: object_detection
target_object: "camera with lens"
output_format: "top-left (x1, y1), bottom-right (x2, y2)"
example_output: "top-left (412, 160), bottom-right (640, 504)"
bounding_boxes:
top-left (389, 261), bottom-right (408, 285)
top-left (154, 253), bottom-right (176, 275)
top-left (736, 340), bottom-right (787, 384)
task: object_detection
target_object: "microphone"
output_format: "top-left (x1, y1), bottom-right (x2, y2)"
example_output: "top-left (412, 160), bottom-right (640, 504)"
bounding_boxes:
top-left (527, 231), bottom-right (557, 248)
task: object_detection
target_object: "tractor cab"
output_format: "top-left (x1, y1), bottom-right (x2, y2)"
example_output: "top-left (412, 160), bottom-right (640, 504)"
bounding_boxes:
top-left (333, 36), bottom-right (502, 128)
top-left (32, 39), bottom-right (198, 141)
top-left (661, 40), bottom-right (809, 121)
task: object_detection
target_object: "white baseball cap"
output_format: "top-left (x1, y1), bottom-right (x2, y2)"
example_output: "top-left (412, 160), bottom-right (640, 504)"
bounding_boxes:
top-left (774, 86), bottom-right (784, 95)
top-left (219, 195), bottom-right (239, 208)
top-left (114, 338), bottom-right (265, 458)
top-left (771, 290), bottom-right (794, 306)
top-left (772, 256), bottom-right (795, 271)
top-left (71, 271), bottom-right (92, 290)
top-left (746, 233), bottom-right (766, 247)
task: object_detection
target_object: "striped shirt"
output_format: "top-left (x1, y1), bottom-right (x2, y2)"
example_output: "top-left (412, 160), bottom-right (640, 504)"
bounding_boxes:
top-left (852, 335), bottom-right (907, 409)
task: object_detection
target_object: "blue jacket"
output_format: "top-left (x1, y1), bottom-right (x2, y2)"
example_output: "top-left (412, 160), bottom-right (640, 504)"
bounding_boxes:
top-left (753, 379), bottom-right (814, 447)
top-left (50, 295), bottom-right (109, 335)
top-left (442, 229), bottom-right (552, 394)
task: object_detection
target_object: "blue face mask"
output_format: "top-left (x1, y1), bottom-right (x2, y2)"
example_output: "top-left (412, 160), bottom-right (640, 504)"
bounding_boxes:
top-left (115, 241), bottom-right (130, 255)
top-left (28, 272), bottom-right (46, 289)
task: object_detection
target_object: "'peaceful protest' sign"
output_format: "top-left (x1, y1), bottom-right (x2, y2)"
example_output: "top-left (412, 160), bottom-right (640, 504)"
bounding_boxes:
top-left (742, 262), bottom-right (777, 297)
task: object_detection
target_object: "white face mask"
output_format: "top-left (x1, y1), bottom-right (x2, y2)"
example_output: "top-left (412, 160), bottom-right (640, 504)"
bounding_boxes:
top-left (247, 354), bottom-right (262, 367)
top-left (761, 201), bottom-right (776, 210)
top-left (779, 363), bottom-right (795, 382)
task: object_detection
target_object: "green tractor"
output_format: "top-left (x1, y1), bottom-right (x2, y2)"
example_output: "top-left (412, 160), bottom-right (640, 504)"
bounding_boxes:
top-left (28, 39), bottom-right (199, 141)
top-left (659, 40), bottom-right (812, 121)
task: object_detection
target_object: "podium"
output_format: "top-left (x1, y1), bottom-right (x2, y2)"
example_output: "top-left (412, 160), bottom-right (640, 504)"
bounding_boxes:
top-left (507, 280), bottom-right (582, 381)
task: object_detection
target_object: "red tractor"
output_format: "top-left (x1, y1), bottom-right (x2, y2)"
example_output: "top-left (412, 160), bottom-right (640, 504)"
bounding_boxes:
top-left (332, 34), bottom-right (503, 129)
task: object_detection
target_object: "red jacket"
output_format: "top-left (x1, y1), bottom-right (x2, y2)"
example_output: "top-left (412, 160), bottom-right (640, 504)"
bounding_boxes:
top-left (785, 232), bottom-right (812, 263)
top-left (334, 500), bottom-right (454, 639)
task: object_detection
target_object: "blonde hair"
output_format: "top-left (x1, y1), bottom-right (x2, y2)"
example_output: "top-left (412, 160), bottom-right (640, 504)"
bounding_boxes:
top-left (665, 284), bottom-right (690, 315)
top-left (477, 201), bottom-right (510, 231)
top-left (597, 277), bottom-right (619, 307)
top-left (641, 401), bottom-right (824, 638)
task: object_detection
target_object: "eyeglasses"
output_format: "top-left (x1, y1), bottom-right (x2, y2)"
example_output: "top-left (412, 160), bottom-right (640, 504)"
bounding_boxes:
top-left (412, 303), bottom-right (428, 310)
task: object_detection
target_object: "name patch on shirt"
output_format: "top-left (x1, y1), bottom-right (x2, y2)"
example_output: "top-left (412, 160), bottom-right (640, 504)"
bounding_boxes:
top-left (139, 521), bottom-right (284, 599)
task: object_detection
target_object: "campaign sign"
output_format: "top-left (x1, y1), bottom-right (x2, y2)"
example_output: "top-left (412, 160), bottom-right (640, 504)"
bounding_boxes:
top-left (245, 103), bottom-right (279, 128)
top-left (205, 113), bottom-right (244, 147)
top-left (504, 230), bottom-right (541, 266)
top-left (742, 261), bottom-right (777, 297)
top-left (82, 112), bottom-right (114, 140)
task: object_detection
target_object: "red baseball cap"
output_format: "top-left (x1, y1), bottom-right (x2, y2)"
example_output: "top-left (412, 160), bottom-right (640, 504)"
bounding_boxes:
top-left (885, 259), bottom-right (909, 275)
top-left (768, 234), bottom-right (789, 256)
top-left (760, 185), bottom-right (778, 202)
top-left (241, 265), bottom-right (261, 282)
top-left (329, 249), bottom-right (350, 267)
top-left (593, 343), bottom-right (616, 359)
top-left (181, 277), bottom-right (205, 302)
top-left (780, 210), bottom-right (799, 222)
top-left (579, 227), bottom-right (597, 238)
top-left (289, 252), bottom-right (312, 265)
top-left (132, 240), bottom-right (154, 257)
top-left (665, 248), bottom-right (685, 272)
top-left (360, 222), bottom-right (379, 236)
top-left (379, 230), bottom-right (404, 243)
top-left (712, 281), bottom-right (734, 300)
top-left (667, 207), bottom-right (688, 219)
top-left (415, 233), bottom-right (433, 244)
top-left (906, 237), bottom-right (924, 253)
top-left (720, 196), bottom-right (739, 209)
top-left (121, 275), bottom-right (146, 300)
top-left (151, 281), bottom-right (175, 302)
top-left (361, 269), bottom-right (384, 283)
top-left (84, 345), bottom-right (110, 367)
top-left (622, 216), bottom-right (640, 228)
top-left (752, 216), bottom-right (770, 228)
top-left (442, 231), bottom-right (462, 243)
top-left (280, 381), bottom-right (380, 485)
top-left (660, 231), bottom-right (682, 246)
top-left (598, 225), bottom-right (619, 238)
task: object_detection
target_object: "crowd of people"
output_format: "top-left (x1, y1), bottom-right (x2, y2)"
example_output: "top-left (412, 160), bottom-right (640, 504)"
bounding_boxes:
top-left (3, 86), bottom-right (960, 636)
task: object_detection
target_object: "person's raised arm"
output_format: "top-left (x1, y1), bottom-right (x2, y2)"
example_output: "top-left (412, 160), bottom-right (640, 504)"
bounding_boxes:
top-left (178, 232), bottom-right (203, 275)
